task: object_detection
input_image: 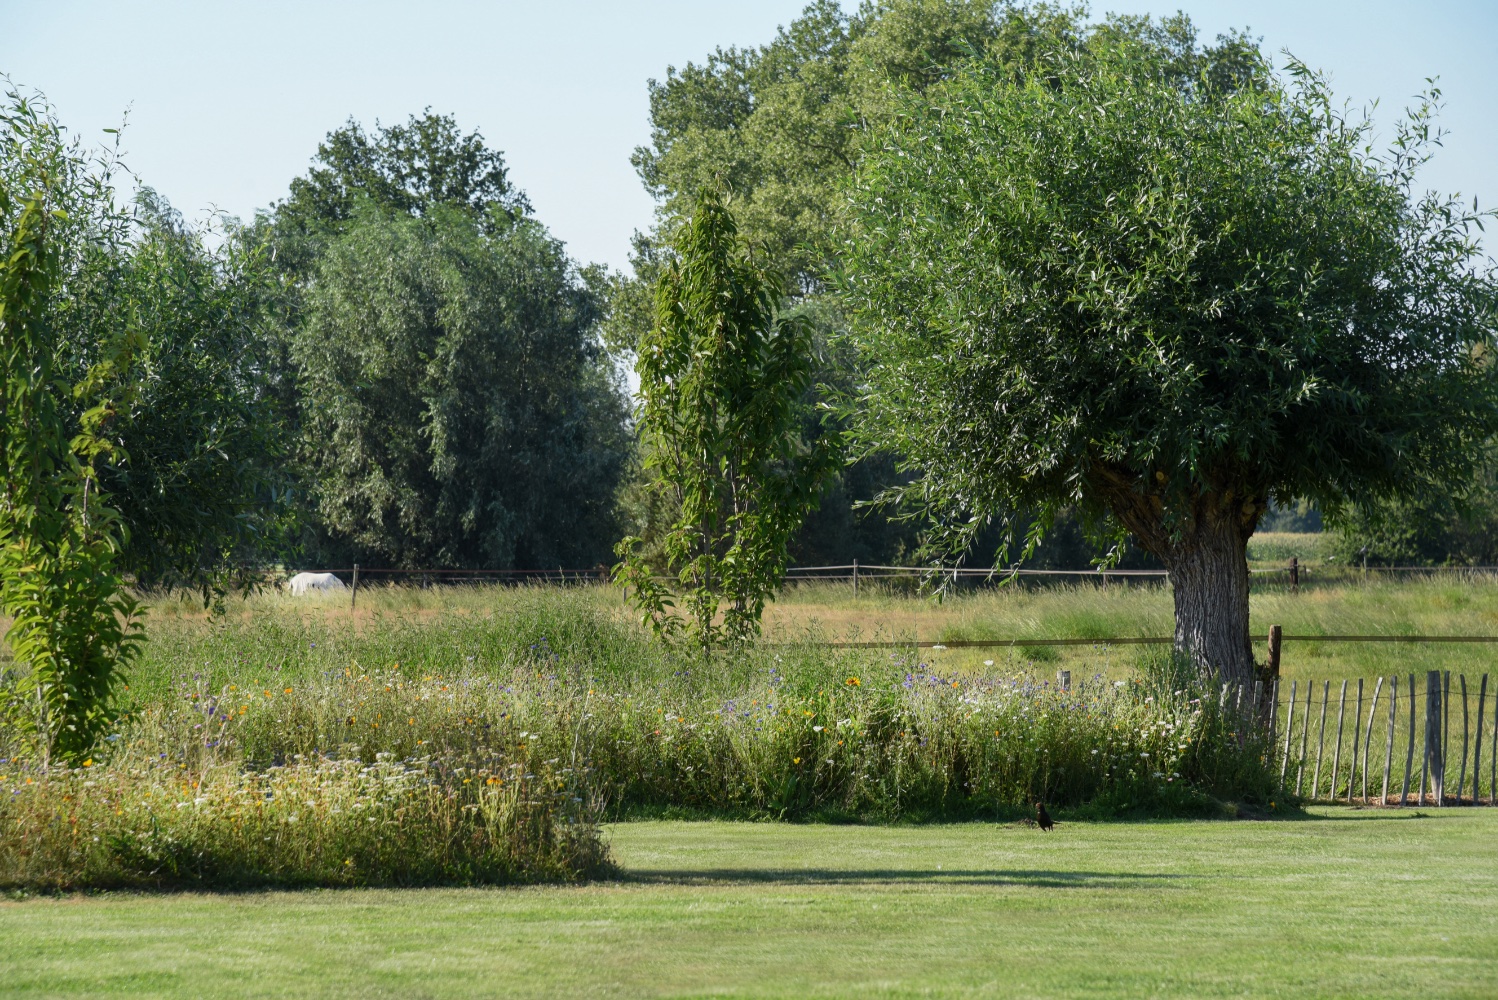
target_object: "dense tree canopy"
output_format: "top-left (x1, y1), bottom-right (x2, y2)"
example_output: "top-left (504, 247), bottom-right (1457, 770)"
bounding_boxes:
top-left (54, 190), bottom-right (295, 595)
top-left (295, 206), bottom-right (628, 569)
top-left (620, 1), bottom-right (1263, 569)
top-left (843, 31), bottom-right (1498, 681)
top-left (271, 111), bottom-right (530, 278)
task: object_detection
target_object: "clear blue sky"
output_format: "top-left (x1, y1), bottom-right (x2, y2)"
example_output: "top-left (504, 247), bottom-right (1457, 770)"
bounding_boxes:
top-left (3, 1), bottom-right (1493, 271)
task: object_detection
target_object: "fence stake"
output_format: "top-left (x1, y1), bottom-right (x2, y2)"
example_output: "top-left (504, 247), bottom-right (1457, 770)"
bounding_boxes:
top-left (1402, 673), bottom-right (1416, 806)
top-left (1457, 675), bottom-right (1470, 805)
top-left (1313, 680), bottom-right (1330, 798)
top-left (1361, 676), bottom-right (1382, 803)
top-left (1475, 674), bottom-right (1488, 805)
top-left (1331, 680), bottom-right (1348, 801)
top-left (1268, 625), bottom-right (1283, 680)
top-left (1422, 671), bottom-right (1442, 806)
top-left (1289, 556), bottom-right (1299, 592)
top-left (1267, 678), bottom-right (1280, 747)
top-left (351, 563), bottom-right (359, 612)
top-left (1443, 670), bottom-right (1452, 804)
top-left (1296, 680), bottom-right (1312, 796)
top-left (1402, 670), bottom-right (1414, 802)
top-left (1382, 674), bottom-right (1397, 805)
top-left (1281, 680), bottom-right (1298, 785)
top-left (1348, 678), bottom-right (1364, 804)
top-left (852, 559), bottom-right (859, 597)
top-left (1490, 675), bottom-right (1498, 806)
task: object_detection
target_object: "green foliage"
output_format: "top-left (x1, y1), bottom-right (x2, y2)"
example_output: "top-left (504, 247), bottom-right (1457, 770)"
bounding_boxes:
top-left (842, 22), bottom-right (1498, 676)
top-left (622, 3), bottom-right (1247, 569)
top-left (0, 587), bottom-right (1280, 829)
top-left (615, 190), bottom-right (835, 645)
top-left (0, 90), bottom-right (142, 765)
top-left (1329, 447), bottom-right (1498, 566)
top-left (270, 110), bottom-right (529, 278)
top-left (631, 0), bottom-right (1013, 298)
top-left (53, 189), bottom-right (296, 598)
top-left (295, 205), bottom-right (628, 568)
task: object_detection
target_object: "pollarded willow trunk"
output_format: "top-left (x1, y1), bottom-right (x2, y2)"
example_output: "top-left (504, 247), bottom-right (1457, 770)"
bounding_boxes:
top-left (1097, 471), bottom-right (1261, 687)
top-left (1163, 509), bottom-right (1256, 687)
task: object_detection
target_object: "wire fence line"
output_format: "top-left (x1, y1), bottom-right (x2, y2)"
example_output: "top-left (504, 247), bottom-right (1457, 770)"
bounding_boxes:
top-left (812, 635), bottom-right (1498, 649)
top-left (293, 561), bottom-right (1498, 587)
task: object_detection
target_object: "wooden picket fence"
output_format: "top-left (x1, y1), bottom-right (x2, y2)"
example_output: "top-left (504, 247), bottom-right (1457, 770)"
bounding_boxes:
top-left (1260, 671), bottom-right (1496, 806)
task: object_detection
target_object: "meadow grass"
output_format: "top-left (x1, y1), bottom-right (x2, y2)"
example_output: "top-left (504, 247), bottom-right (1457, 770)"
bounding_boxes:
top-left (4, 574), bottom-right (1496, 891)
top-left (2, 808), bottom-right (1494, 998)
top-left (128, 570), bottom-right (1498, 685)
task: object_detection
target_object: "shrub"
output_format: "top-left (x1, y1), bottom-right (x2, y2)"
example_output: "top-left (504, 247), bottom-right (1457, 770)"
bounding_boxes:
top-left (0, 754), bottom-right (609, 892)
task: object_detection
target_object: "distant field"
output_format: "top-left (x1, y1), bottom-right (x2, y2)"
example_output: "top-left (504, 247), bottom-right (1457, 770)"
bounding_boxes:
top-left (3, 809), bottom-right (1494, 998)
top-left (126, 568), bottom-right (1498, 686)
top-left (1247, 530), bottom-right (1328, 565)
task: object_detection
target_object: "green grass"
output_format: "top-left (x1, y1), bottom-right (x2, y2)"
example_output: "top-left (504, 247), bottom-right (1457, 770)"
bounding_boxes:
top-left (119, 572), bottom-right (1498, 688)
top-left (3, 809), bottom-right (1495, 998)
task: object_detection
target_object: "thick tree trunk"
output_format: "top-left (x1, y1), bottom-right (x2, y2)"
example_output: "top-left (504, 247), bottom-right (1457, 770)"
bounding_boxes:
top-left (1165, 511), bottom-right (1256, 687)
top-left (1093, 467), bottom-right (1260, 687)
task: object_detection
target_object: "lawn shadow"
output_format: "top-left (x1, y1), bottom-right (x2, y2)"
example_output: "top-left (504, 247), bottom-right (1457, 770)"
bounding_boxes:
top-left (618, 868), bottom-right (1189, 888)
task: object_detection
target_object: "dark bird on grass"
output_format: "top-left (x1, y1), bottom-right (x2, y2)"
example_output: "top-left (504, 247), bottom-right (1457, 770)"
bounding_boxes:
top-left (1035, 802), bottom-right (1055, 832)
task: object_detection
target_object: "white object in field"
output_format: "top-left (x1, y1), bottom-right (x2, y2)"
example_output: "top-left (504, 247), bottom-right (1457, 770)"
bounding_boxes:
top-left (289, 571), bottom-right (347, 596)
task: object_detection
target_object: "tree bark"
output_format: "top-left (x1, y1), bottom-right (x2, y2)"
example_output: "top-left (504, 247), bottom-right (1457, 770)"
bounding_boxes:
top-left (1091, 466), bottom-right (1260, 686)
top-left (1165, 510), bottom-right (1256, 686)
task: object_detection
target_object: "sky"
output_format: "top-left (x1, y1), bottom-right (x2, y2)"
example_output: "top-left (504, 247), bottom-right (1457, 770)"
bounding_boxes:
top-left (3, 1), bottom-right (1494, 273)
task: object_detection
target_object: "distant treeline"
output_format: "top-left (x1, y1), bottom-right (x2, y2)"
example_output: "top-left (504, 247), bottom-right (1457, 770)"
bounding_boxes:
top-left (8, 1), bottom-right (1495, 598)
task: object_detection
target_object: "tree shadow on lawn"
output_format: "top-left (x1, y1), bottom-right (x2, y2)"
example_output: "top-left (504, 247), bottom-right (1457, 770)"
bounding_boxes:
top-left (618, 868), bottom-right (1191, 888)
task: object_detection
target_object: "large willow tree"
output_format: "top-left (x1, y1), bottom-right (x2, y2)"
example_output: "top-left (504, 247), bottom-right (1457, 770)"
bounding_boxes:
top-left (843, 40), bottom-right (1498, 685)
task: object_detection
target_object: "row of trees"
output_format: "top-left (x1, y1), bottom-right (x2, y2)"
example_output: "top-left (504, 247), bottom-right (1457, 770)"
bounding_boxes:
top-left (3, 96), bottom-right (640, 606)
top-left (3, 0), bottom-right (1496, 760)
top-left (617, 1), bottom-right (1497, 679)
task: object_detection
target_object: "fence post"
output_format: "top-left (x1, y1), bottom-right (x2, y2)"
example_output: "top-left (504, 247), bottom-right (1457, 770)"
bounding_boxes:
top-left (1347, 678), bottom-right (1363, 804)
top-left (1267, 677), bottom-right (1280, 749)
top-left (1331, 680), bottom-right (1348, 800)
top-left (1058, 670), bottom-right (1070, 691)
top-left (1313, 680), bottom-right (1330, 798)
top-left (1475, 674), bottom-right (1488, 805)
top-left (1424, 671), bottom-right (1443, 807)
top-left (1438, 670), bottom-right (1450, 802)
top-left (1382, 675), bottom-right (1397, 805)
top-left (1289, 556), bottom-right (1299, 592)
top-left (1458, 675), bottom-right (1470, 805)
top-left (1362, 676), bottom-right (1382, 803)
top-left (1403, 673), bottom-right (1416, 806)
top-left (351, 563), bottom-right (359, 612)
top-left (1267, 624), bottom-right (1283, 681)
top-left (1281, 680), bottom-right (1297, 785)
top-left (1296, 680), bottom-right (1312, 797)
top-left (853, 559), bottom-right (859, 597)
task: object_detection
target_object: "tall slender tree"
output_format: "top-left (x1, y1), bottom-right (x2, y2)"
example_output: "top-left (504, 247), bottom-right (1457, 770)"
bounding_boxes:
top-left (0, 92), bottom-right (142, 763)
top-left (615, 189), bottom-right (835, 645)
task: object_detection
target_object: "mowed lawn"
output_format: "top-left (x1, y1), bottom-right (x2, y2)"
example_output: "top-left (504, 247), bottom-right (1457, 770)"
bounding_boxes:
top-left (3, 808), bottom-right (1496, 998)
